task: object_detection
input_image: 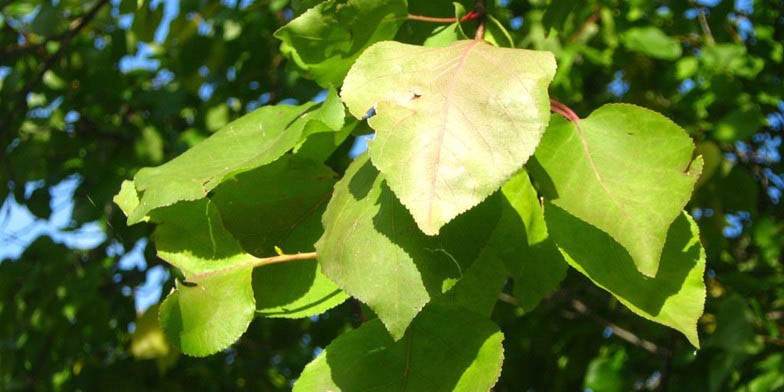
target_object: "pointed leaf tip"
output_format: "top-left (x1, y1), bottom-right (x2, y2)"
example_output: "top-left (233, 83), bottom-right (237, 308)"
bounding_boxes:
top-left (532, 103), bottom-right (702, 277)
top-left (342, 40), bottom-right (556, 235)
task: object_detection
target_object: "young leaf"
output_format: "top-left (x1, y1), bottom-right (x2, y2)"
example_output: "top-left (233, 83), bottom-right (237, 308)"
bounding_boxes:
top-left (127, 95), bottom-right (344, 224)
top-left (293, 305), bottom-right (504, 391)
top-left (545, 205), bottom-right (706, 347)
top-left (316, 155), bottom-right (500, 339)
top-left (531, 104), bottom-right (703, 277)
top-left (341, 40), bottom-right (556, 235)
top-left (274, 0), bottom-right (408, 87)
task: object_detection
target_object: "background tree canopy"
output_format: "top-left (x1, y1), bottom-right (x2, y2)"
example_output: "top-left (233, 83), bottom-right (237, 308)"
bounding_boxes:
top-left (1, 0), bottom-right (783, 390)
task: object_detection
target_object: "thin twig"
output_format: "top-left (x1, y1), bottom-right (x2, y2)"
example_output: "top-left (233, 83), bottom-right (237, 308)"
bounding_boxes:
top-left (571, 299), bottom-right (668, 355)
top-left (184, 251), bottom-right (317, 283)
top-left (473, 0), bottom-right (486, 40)
top-left (697, 8), bottom-right (715, 45)
top-left (567, 7), bottom-right (601, 43)
top-left (407, 10), bottom-right (481, 24)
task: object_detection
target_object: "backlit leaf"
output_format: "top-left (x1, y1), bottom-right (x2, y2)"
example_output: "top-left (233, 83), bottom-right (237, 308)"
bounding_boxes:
top-left (531, 104), bottom-right (703, 276)
top-left (342, 40), bottom-right (556, 235)
top-left (274, 0), bottom-right (408, 87)
top-left (159, 266), bottom-right (255, 357)
top-left (152, 199), bottom-right (258, 356)
top-left (127, 94), bottom-right (344, 223)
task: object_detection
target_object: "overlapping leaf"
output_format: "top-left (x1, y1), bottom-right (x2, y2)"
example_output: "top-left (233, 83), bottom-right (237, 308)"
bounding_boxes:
top-left (531, 104), bottom-right (703, 276)
top-left (275, 0), bottom-right (408, 87)
top-left (316, 155), bottom-right (500, 339)
top-left (159, 266), bottom-right (256, 357)
top-left (545, 205), bottom-right (706, 347)
top-left (210, 156), bottom-right (348, 318)
top-left (498, 171), bottom-right (567, 312)
top-left (127, 90), bottom-right (344, 223)
top-left (152, 199), bottom-right (258, 356)
top-left (341, 40), bottom-right (556, 235)
top-left (294, 305), bottom-right (504, 391)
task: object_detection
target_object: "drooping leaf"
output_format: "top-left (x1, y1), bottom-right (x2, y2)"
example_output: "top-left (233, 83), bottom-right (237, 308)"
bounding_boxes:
top-left (159, 266), bottom-right (255, 357)
top-left (274, 0), bottom-right (408, 87)
top-left (531, 104), bottom-right (703, 276)
top-left (151, 199), bottom-right (258, 356)
top-left (498, 171), bottom-right (567, 312)
top-left (316, 155), bottom-right (501, 338)
top-left (545, 205), bottom-right (706, 347)
top-left (293, 305), bottom-right (504, 391)
top-left (127, 94), bottom-right (344, 224)
top-left (621, 27), bottom-right (682, 60)
top-left (341, 40), bottom-right (556, 235)
top-left (210, 155), bottom-right (348, 318)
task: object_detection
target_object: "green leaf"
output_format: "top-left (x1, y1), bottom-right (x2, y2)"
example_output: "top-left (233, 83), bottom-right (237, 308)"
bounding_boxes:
top-left (210, 155), bottom-right (337, 257)
top-left (274, 0), bottom-right (408, 87)
top-left (342, 40), bottom-right (556, 235)
top-left (159, 266), bottom-right (255, 357)
top-left (127, 98), bottom-right (344, 224)
top-left (545, 206), bottom-right (706, 347)
top-left (531, 104), bottom-right (703, 277)
top-left (151, 199), bottom-right (253, 276)
top-left (583, 346), bottom-right (628, 392)
top-left (316, 155), bottom-right (501, 338)
top-left (431, 247), bottom-right (508, 317)
top-left (30, 1), bottom-right (60, 37)
top-left (542, 0), bottom-right (579, 32)
top-left (621, 27), bottom-right (682, 60)
top-left (131, 304), bottom-right (175, 360)
top-left (113, 180), bottom-right (142, 220)
top-left (294, 305), bottom-right (504, 391)
top-left (713, 104), bottom-right (764, 142)
top-left (209, 155), bottom-right (348, 318)
top-left (498, 171), bottom-right (567, 312)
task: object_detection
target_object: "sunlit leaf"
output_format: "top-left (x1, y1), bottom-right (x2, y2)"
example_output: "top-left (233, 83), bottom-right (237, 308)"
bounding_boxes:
top-left (127, 94), bottom-right (344, 223)
top-left (531, 104), bottom-right (703, 276)
top-left (275, 0), bottom-right (408, 87)
top-left (342, 40), bottom-right (556, 235)
top-left (316, 155), bottom-right (500, 338)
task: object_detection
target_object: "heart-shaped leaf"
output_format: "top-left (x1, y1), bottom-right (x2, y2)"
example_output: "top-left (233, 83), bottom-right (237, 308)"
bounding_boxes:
top-left (531, 104), bottom-right (703, 276)
top-left (341, 40), bottom-right (556, 235)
